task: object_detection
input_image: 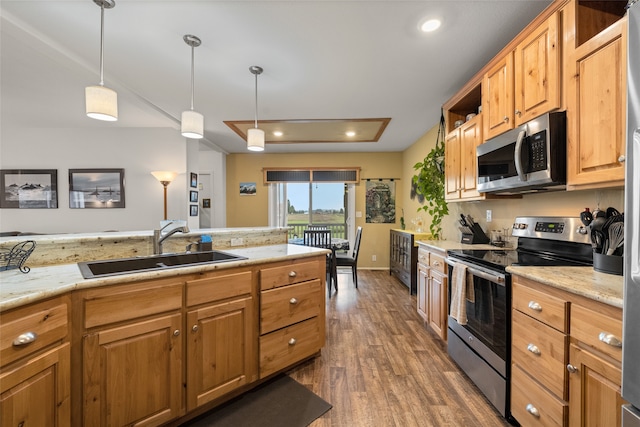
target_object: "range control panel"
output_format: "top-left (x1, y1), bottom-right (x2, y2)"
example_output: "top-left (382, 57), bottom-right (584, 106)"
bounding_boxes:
top-left (534, 221), bottom-right (565, 233)
top-left (512, 216), bottom-right (591, 244)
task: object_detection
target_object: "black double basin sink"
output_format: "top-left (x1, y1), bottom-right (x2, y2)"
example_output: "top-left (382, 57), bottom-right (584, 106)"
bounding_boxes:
top-left (77, 250), bottom-right (247, 279)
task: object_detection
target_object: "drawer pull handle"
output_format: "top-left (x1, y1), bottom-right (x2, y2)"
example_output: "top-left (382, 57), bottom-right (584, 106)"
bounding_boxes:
top-left (566, 364), bottom-right (577, 374)
top-left (433, 261), bottom-right (441, 267)
top-left (289, 297), bottom-right (299, 305)
top-left (173, 330), bottom-right (181, 337)
top-left (528, 301), bottom-right (542, 312)
top-left (288, 338), bottom-right (297, 346)
top-left (192, 325), bottom-right (199, 332)
top-left (526, 404), bottom-right (540, 418)
top-left (598, 332), bottom-right (622, 347)
top-left (13, 332), bottom-right (37, 346)
top-left (289, 271), bottom-right (297, 277)
top-left (527, 343), bottom-right (541, 356)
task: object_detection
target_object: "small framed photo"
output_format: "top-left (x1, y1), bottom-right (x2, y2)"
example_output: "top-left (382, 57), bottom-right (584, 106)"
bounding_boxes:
top-left (190, 204), bottom-right (198, 216)
top-left (240, 182), bottom-right (257, 196)
top-left (190, 173), bottom-right (198, 188)
top-left (69, 168), bottom-right (125, 208)
top-left (202, 198), bottom-right (211, 208)
top-left (0, 169), bottom-right (58, 208)
top-left (190, 190), bottom-right (198, 203)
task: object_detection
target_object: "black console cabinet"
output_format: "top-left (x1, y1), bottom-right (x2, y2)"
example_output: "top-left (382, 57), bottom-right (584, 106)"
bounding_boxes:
top-left (389, 229), bottom-right (430, 294)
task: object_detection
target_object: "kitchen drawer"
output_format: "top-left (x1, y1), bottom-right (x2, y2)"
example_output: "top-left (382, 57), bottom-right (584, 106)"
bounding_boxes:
top-left (511, 364), bottom-right (568, 427)
top-left (429, 252), bottom-right (446, 275)
top-left (0, 296), bottom-right (69, 367)
top-left (512, 309), bottom-right (568, 399)
top-left (260, 259), bottom-right (321, 291)
top-left (259, 316), bottom-right (322, 378)
top-left (82, 280), bottom-right (183, 329)
top-left (417, 248), bottom-right (430, 266)
top-left (261, 279), bottom-right (322, 335)
top-left (186, 270), bottom-right (252, 306)
top-left (571, 303), bottom-right (622, 362)
top-left (513, 281), bottom-right (568, 332)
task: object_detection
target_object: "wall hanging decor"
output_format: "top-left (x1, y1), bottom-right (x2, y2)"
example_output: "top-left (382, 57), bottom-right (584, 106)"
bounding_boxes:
top-left (365, 179), bottom-right (395, 223)
top-left (0, 169), bottom-right (58, 209)
top-left (190, 190), bottom-right (198, 203)
top-left (190, 172), bottom-right (198, 188)
top-left (190, 204), bottom-right (198, 216)
top-left (240, 182), bottom-right (257, 195)
top-left (69, 168), bottom-right (125, 208)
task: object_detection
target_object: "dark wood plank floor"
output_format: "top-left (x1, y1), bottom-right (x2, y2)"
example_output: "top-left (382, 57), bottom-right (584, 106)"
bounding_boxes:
top-left (287, 269), bottom-right (511, 427)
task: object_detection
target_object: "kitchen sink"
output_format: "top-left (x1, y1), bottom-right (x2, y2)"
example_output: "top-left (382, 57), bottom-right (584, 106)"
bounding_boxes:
top-left (77, 250), bottom-right (247, 279)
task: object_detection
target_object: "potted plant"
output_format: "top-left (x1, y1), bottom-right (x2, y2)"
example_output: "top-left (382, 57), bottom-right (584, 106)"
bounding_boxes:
top-left (411, 111), bottom-right (448, 239)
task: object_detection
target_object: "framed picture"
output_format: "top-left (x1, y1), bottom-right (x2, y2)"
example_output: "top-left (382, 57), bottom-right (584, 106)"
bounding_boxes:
top-left (240, 182), bottom-right (256, 195)
top-left (202, 198), bottom-right (211, 208)
top-left (190, 204), bottom-right (198, 216)
top-left (69, 168), bottom-right (125, 208)
top-left (0, 169), bottom-right (58, 208)
top-left (190, 190), bottom-right (198, 203)
top-left (190, 172), bottom-right (198, 188)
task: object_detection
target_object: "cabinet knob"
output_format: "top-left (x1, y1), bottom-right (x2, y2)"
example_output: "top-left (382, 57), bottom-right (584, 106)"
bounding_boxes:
top-left (515, 109), bottom-right (522, 116)
top-left (12, 332), bottom-right (37, 346)
top-left (566, 364), bottom-right (578, 374)
top-left (528, 301), bottom-right (542, 312)
top-left (288, 338), bottom-right (297, 346)
top-left (527, 343), bottom-right (541, 356)
top-left (173, 330), bottom-right (180, 337)
top-left (525, 404), bottom-right (540, 418)
top-left (289, 297), bottom-right (298, 305)
top-left (598, 332), bottom-right (622, 347)
top-left (503, 116), bottom-right (509, 123)
top-left (288, 271), bottom-right (297, 277)
top-left (433, 261), bottom-right (441, 267)
top-left (619, 155), bottom-right (626, 163)
top-left (192, 325), bottom-right (199, 332)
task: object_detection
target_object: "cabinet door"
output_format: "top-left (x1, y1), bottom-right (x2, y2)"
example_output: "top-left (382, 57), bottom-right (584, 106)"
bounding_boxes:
top-left (417, 262), bottom-right (430, 322)
top-left (566, 18), bottom-right (627, 189)
top-left (428, 270), bottom-right (448, 340)
top-left (445, 130), bottom-right (461, 200)
top-left (568, 343), bottom-right (625, 427)
top-left (459, 118), bottom-right (483, 200)
top-left (1, 343), bottom-right (70, 427)
top-left (83, 313), bottom-right (182, 427)
top-left (514, 12), bottom-right (560, 125)
top-left (483, 52), bottom-right (514, 140)
top-left (187, 296), bottom-right (255, 410)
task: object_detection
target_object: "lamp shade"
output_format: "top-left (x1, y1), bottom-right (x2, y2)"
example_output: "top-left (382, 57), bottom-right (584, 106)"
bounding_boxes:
top-left (151, 171), bottom-right (178, 184)
top-left (86, 85), bottom-right (118, 121)
top-left (181, 110), bottom-right (204, 139)
top-left (247, 128), bottom-right (265, 151)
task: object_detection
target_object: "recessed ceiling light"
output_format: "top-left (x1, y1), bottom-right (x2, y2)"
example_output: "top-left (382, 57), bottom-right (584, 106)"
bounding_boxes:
top-left (346, 131), bottom-right (356, 137)
top-left (420, 18), bottom-right (441, 33)
top-left (273, 131), bottom-right (283, 137)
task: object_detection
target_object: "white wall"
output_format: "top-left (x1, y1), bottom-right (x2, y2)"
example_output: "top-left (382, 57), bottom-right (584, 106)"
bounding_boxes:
top-left (0, 127), bottom-right (190, 233)
top-left (198, 150), bottom-right (226, 228)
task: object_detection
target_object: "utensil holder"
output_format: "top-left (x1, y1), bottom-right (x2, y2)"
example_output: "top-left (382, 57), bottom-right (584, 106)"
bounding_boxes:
top-left (593, 252), bottom-right (623, 276)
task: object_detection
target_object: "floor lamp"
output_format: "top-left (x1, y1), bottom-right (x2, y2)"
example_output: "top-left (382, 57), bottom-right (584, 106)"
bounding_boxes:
top-left (151, 171), bottom-right (178, 220)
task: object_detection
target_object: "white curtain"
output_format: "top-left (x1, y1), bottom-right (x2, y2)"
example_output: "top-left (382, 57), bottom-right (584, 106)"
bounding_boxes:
top-left (268, 183), bottom-right (287, 228)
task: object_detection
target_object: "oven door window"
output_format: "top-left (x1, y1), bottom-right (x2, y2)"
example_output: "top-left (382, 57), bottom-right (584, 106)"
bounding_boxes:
top-left (460, 275), bottom-right (508, 361)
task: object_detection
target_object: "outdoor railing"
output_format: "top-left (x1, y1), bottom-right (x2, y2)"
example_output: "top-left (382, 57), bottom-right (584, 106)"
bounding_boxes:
top-left (288, 223), bottom-right (347, 239)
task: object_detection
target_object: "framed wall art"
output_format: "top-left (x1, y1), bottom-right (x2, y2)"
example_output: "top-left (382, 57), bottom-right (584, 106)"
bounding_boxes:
top-left (202, 198), bottom-right (211, 208)
top-left (69, 168), bottom-right (125, 208)
top-left (190, 204), bottom-right (198, 216)
top-left (190, 173), bottom-right (198, 188)
top-left (240, 182), bottom-right (256, 195)
top-left (190, 190), bottom-right (198, 203)
top-left (0, 169), bottom-right (58, 208)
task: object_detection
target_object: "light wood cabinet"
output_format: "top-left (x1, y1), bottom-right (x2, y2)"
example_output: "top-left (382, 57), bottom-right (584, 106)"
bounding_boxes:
top-left (416, 245), bottom-right (447, 341)
top-left (483, 53), bottom-right (515, 140)
top-left (0, 296), bottom-right (71, 427)
top-left (564, 0), bottom-right (627, 190)
top-left (445, 115), bottom-right (484, 201)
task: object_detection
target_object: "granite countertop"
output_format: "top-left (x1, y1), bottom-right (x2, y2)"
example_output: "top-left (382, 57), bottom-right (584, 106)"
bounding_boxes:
top-left (416, 239), bottom-right (500, 252)
top-left (0, 244), bottom-right (328, 312)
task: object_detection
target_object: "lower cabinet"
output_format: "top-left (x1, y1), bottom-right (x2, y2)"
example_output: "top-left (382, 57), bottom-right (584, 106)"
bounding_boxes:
top-left (416, 245), bottom-right (448, 341)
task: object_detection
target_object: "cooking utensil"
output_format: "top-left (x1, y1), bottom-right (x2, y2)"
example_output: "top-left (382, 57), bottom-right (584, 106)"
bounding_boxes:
top-left (606, 222), bottom-right (624, 255)
top-left (593, 206), bottom-right (606, 219)
top-left (580, 208), bottom-right (593, 226)
top-left (606, 207), bottom-right (621, 218)
top-left (460, 214), bottom-right (468, 226)
top-left (465, 215), bottom-right (475, 226)
top-left (591, 229), bottom-right (605, 252)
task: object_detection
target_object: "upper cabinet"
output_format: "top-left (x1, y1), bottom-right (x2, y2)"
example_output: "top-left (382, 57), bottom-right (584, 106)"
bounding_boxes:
top-left (483, 53), bottom-right (515, 140)
top-left (563, 0), bottom-right (627, 190)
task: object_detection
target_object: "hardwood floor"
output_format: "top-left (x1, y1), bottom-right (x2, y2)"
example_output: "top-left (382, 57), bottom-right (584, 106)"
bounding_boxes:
top-left (287, 269), bottom-right (511, 427)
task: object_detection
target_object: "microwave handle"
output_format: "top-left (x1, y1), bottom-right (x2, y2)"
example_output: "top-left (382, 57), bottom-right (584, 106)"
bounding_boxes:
top-left (514, 129), bottom-right (528, 182)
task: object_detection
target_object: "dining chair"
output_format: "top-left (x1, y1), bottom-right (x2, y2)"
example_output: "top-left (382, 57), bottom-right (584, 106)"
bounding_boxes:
top-left (303, 229), bottom-right (336, 294)
top-left (336, 226), bottom-right (362, 288)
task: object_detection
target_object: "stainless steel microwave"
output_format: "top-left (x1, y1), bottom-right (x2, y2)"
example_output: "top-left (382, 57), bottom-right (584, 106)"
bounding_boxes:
top-left (476, 111), bottom-right (567, 195)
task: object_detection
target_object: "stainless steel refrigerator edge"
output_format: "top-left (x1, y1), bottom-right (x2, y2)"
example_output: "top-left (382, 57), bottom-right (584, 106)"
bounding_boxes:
top-left (623, 0), bottom-right (640, 425)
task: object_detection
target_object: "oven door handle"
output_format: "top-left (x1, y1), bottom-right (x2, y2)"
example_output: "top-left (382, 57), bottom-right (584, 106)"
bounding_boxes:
top-left (445, 257), bottom-right (506, 285)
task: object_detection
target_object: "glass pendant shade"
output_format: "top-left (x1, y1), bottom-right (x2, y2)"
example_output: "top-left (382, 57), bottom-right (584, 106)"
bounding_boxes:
top-left (247, 128), bottom-right (265, 151)
top-left (85, 85), bottom-right (118, 121)
top-left (181, 110), bottom-right (204, 139)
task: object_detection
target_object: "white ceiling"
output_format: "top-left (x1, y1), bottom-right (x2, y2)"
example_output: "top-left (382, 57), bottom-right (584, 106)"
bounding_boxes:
top-left (0, 0), bottom-right (552, 154)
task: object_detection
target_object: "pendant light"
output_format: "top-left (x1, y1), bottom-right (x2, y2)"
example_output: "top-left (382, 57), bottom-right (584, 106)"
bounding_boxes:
top-left (181, 35), bottom-right (204, 139)
top-left (247, 65), bottom-right (265, 151)
top-left (85, 0), bottom-right (118, 121)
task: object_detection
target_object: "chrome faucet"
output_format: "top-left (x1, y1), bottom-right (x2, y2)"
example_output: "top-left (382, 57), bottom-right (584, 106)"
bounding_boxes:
top-left (153, 221), bottom-right (190, 254)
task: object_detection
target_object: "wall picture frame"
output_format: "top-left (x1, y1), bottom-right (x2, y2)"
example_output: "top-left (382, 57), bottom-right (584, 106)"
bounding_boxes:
top-left (190, 190), bottom-right (198, 203)
top-left (240, 182), bottom-right (256, 195)
top-left (69, 168), bottom-right (125, 208)
top-left (190, 172), bottom-right (198, 188)
top-left (202, 198), bottom-right (211, 208)
top-left (190, 204), bottom-right (198, 216)
top-left (0, 169), bottom-right (58, 209)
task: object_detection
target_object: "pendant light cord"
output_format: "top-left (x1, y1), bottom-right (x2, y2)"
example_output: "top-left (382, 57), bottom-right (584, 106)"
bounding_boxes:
top-left (190, 44), bottom-right (195, 111)
top-left (99, 4), bottom-right (105, 86)
top-left (254, 72), bottom-right (259, 129)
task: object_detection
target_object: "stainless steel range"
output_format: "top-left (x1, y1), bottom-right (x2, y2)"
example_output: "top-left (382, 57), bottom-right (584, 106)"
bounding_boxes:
top-left (445, 216), bottom-right (593, 421)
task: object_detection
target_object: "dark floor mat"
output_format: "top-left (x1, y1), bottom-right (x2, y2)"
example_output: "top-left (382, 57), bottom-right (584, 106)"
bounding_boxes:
top-left (182, 374), bottom-right (332, 427)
